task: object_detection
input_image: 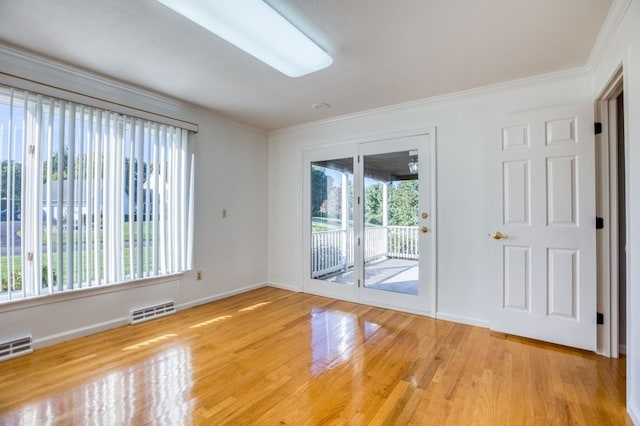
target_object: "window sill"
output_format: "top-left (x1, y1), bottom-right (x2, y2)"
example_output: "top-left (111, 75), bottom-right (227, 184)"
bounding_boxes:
top-left (0, 273), bottom-right (185, 314)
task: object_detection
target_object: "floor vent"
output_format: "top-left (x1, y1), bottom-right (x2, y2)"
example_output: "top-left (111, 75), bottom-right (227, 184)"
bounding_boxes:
top-left (0, 336), bottom-right (33, 362)
top-left (131, 301), bottom-right (176, 325)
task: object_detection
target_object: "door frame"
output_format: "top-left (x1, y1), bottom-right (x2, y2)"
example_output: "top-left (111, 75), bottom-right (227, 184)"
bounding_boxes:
top-left (595, 65), bottom-right (627, 358)
top-left (301, 128), bottom-right (437, 316)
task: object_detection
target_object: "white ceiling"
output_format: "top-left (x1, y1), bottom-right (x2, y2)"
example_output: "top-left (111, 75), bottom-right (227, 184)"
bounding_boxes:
top-left (0, 0), bottom-right (613, 131)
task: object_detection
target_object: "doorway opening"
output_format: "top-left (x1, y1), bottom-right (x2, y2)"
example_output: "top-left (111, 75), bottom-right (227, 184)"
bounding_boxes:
top-left (595, 66), bottom-right (627, 358)
top-left (616, 91), bottom-right (627, 356)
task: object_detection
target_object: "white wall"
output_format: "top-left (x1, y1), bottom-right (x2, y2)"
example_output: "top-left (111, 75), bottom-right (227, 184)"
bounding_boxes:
top-left (0, 47), bottom-right (268, 348)
top-left (592, 1), bottom-right (640, 423)
top-left (267, 70), bottom-right (593, 326)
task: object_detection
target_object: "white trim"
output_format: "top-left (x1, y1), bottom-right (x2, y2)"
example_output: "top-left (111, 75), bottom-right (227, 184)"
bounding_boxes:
top-left (596, 65), bottom-right (624, 99)
top-left (362, 299), bottom-right (434, 318)
top-left (269, 68), bottom-right (588, 136)
top-left (619, 344), bottom-right (627, 355)
top-left (176, 282), bottom-right (267, 311)
top-left (595, 99), bottom-right (612, 357)
top-left (295, 126), bottom-right (437, 153)
top-left (436, 312), bottom-right (490, 328)
top-left (630, 406), bottom-right (640, 426)
top-left (267, 282), bottom-right (302, 292)
top-left (595, 66), bottom-right (625, 358)
top-left (34, 317), bottom-right (129, 349)
top-left (0, 274), bottom-right (184, 314)
top-left (586, 0), bottom-right (634, 72)
top-left (0, 44), bottom-right (199, 132)
top-left (26, 282), bottom-right (270, 350)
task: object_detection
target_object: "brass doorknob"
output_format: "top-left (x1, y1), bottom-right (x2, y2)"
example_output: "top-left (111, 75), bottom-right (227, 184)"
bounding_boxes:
top-left (491, 231), bottom-right (508, 240)
top-left (421, 212), bottom-right (428, 219)
top-left (421, 226), bottom-right (429, 233)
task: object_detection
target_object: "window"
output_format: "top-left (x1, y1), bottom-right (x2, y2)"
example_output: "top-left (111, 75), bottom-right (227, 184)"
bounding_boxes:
top-left (0, 85), bottom-right (194, 302)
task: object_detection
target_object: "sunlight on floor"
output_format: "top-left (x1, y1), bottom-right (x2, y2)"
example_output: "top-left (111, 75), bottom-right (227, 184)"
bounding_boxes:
top-left (122, 334), bottom-right (178, 351)
top-left (189, 315), bottom-right (232, 329)
top-left (238, 301), bottom-right (271, 312)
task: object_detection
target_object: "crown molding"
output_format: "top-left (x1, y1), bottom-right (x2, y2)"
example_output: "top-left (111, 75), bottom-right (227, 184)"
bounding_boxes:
top-left (269, 67), bottom-right (589, 137)
top-left (586, 0), bottom-right (633, 72)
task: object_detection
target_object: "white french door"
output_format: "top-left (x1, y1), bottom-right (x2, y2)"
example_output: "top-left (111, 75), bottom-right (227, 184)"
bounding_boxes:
top-left (490, 103), bottom-right (597, 350)
top-left (303, 134), bottom-right (435, 315)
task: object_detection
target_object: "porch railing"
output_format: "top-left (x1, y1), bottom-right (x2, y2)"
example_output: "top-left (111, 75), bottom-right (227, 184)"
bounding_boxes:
top-left (311, 226), bottom-right (419, 278)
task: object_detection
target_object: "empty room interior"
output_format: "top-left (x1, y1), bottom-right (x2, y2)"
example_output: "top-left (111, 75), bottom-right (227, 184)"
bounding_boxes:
top-left (0, 0), bottom-right (639, 424)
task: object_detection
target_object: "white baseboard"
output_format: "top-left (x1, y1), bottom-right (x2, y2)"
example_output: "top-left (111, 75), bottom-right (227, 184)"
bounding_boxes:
top-left (267, 282), bottom-right (302, 292)
top-left (629, 404), bottom-right (639, 426)
top-left (436, 312), bottom-right (490, 328)
top-left (34, 317), bottom-right (129, 349)
top-left (177, 282), bottom-right (268, 311)
top-left (29, 282), bottom-right (270, 351)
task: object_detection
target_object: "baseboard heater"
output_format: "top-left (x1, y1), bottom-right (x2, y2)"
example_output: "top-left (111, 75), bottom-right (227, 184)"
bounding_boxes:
top-left (0, 336), bottom-right (33, 362)
top-left (130, 301), bottom-right (176, 325)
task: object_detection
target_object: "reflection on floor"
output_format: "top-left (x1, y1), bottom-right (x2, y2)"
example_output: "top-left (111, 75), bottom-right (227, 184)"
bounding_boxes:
top-left (321, 258), bottom-right (418, 295)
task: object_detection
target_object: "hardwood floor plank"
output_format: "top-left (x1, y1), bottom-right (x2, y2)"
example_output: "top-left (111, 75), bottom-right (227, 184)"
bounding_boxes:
top-left (0, 287), bottom-right (631, 425)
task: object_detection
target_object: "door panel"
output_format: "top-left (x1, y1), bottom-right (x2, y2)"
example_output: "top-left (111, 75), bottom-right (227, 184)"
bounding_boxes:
top-left (303, 145), bottom-right (359, 301)
top-left (503, 160), bottom-right (530, 225)
top-left (547, 156), bottom-right (577, 226)
top-left (503, 245), bottom-right (530, 311)
top-left (309, 158), bottom-right (355, 286)
top-left (492, 103), bottom-right (596, 351)
top-left (547, 248), bottom-right (578, 318)
top-left (359, 135), bottom-right (433, 314)
top-left (362, 149), bottom-right (419, 296)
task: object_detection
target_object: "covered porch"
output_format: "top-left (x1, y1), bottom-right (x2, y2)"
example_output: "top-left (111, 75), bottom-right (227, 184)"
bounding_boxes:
top-left (310, 150), bottom-right (421, 296)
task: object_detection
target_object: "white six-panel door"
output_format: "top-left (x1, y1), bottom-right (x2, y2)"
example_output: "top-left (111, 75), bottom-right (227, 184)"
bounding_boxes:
top-left (491, 103), bottom-right (597, 351)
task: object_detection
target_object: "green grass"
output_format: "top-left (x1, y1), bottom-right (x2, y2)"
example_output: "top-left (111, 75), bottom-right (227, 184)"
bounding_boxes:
top-left (1, 220), bottom-right (158, 293)
top-left (311, 216), bottom-right (384, 232)
top-left (312, 216), bottom-right (353, 231)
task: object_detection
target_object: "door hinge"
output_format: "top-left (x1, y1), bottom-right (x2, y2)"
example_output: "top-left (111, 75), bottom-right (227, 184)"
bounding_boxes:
top-left (357, 196), bottom-right (360, 205)
top-left (597, 312), bottom-right (604, 325)
top-left (357, 279), bottom-right (361, 287)
top-left (596, 217), bottom-right (604, 229)
top-left (28, 145), bottom-right (35, 155)
top-left (358, 237), bottom-right (361, 246)
top-left (27, 252), bottom-right (34, 261)
top-left (594, 122), bottom-right (603, 135)
top-left (357, 155), bottom-right (360, 163)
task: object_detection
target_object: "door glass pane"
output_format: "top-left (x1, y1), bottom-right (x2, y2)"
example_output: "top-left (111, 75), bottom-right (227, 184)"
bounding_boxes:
top-left (310, 158), bottom-right (354, 285)
top-left (363, 150), bottom-right (419, 295)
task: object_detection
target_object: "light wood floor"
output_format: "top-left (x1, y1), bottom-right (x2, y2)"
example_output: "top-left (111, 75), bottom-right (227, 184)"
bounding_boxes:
top-left (0, 287), bottom-right (630, 425)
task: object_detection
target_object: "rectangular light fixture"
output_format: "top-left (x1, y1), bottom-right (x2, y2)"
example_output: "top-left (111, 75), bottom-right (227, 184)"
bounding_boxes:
top-left (155, 0), bottom-right (333, 78)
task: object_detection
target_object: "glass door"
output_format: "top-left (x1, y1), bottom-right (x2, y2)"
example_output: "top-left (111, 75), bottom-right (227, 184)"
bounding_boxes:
top-left (304, 134), bottom-right (434, 314)
top-left (303, 145), bottom-right (359, 301)
top-left (358, 136), bottom-right (432, 312)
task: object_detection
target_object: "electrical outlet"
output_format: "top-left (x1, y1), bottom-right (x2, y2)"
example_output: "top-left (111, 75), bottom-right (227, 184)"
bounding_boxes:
top-left (196, 271), bottom-right (202, 280)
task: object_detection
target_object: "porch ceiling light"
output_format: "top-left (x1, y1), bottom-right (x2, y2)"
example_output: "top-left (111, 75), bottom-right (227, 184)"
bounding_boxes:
top-left (155, 0), bottom-right (333, 78)
top-left (408, 150), bottom-right (418, 174)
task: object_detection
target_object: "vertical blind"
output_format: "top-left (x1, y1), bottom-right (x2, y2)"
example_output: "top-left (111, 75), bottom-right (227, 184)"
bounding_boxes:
top-left (0, 85), bottom-right (194, 302)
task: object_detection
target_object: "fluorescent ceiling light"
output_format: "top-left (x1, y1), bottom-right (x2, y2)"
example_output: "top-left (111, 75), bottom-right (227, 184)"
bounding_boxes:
top-left (156, 0), bottom-right (333, 78)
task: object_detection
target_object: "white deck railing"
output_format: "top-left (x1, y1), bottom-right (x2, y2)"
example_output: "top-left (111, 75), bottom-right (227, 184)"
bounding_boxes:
top-left (311, 226), bottom-right (418, 278)
top-left (387, 226), bottom-right (419, 260)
